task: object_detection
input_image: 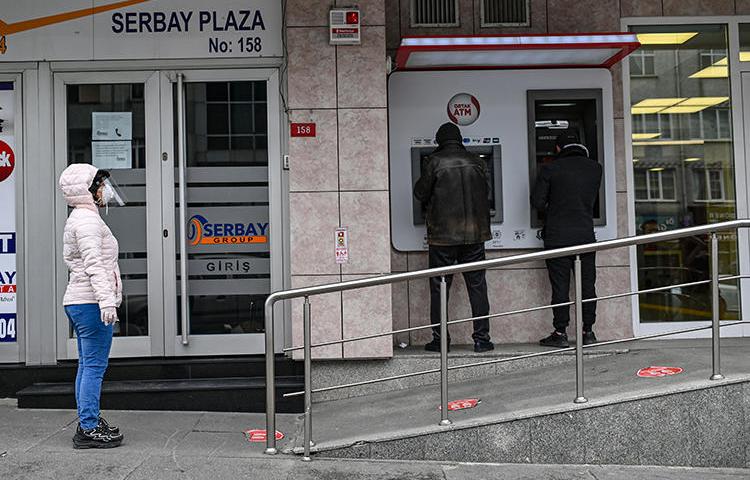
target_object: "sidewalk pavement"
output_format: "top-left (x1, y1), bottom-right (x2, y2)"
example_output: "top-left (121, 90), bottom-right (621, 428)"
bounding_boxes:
top-left (0, 400), bottom-right (747, 479)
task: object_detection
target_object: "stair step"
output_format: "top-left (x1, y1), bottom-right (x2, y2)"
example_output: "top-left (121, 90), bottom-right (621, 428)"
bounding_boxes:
top-left (16, 376), bottom-right (304, 413)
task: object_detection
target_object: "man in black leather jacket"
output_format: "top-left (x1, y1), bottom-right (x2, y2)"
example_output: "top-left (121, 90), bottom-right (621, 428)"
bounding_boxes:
top-left (532, 133), bottom-right (603, 348)
top-left (414, 122), bottom-right (494, 353)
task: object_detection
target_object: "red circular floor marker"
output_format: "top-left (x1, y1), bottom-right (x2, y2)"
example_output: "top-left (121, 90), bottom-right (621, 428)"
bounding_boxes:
top-left (438, 398), bottom-right (480, 411)
top-left (637, 366), bottom-right (683, 378)
top-left (243, 429), bottom-right (284, 442)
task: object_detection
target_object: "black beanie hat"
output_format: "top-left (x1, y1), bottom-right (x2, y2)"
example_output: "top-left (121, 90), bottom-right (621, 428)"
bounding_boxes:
top-left (435, 122), bottom-right (462, 145)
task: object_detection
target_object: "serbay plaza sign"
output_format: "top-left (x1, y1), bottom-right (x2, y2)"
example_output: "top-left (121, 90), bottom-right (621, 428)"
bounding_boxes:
top-left (0, 0), bottom-right (282, 61)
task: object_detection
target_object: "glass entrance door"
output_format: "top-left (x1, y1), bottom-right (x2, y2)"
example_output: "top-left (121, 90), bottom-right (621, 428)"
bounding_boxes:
top-left (56, 69), bottom-right (282, 359)
top-left (160, 70), bottom-right (282, 356)
top-left (55, 72), bottom-right (165, 358)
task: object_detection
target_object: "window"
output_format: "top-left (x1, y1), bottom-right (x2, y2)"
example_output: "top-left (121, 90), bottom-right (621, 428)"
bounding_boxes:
top-left (181, 81), bottom-right (268, 166)
top-left (631, 113), bottom-right (673, 139)
top-left (629, 49), bottom-right (656, 76)
top-left (686, 109), bottom-right (731, 140)
top-left (634, 168), bottom-right (676, 201)
top-left (629, 24), bottom-right (738, 323)
top-left (410, 0), bottom-right (459, 27)
top-left (693, 169), bottom-right (726, 201)
top-left (699, 48), bottom-right (726, 68)
top-left (481, 0), bottom-right (530, 27)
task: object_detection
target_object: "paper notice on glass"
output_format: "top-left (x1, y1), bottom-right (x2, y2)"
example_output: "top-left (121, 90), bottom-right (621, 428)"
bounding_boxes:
top-left (92, 141), bottom-right (131, 170)
top-left (92, 112), bottom-right (132, 141)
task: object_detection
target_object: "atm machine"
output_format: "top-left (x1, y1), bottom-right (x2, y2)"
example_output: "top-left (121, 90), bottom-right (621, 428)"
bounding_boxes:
top-left (389, 69), bottom-right (618, 251)
top-left (410, 138), bottom-right (503, 226)
top-left (528, 90), bottom-right (606, 229)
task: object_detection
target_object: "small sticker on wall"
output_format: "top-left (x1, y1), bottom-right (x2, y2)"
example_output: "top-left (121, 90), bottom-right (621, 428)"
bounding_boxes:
top-left (335, 227), bottom-right (349, 264)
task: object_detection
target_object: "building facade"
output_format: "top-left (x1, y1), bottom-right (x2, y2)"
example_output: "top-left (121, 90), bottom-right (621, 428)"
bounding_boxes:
top-left (1, 1), bottom-right (750, 369)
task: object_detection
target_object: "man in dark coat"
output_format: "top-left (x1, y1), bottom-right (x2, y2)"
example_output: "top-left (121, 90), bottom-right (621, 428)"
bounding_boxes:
top-left (414, 122), bottom-right (494, 353)
top-left (532, 133), bottom-right (603, 348)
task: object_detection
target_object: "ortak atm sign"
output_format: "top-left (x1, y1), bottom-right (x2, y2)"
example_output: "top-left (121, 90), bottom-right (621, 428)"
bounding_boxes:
top-left (0, 140), bottom-right (14, 183)
top-left (447, 93), bottom-right (480, 126)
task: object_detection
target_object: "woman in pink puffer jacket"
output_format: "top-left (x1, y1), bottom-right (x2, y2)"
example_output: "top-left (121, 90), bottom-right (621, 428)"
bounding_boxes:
top-left (59, 163), bottom-right (124, 449)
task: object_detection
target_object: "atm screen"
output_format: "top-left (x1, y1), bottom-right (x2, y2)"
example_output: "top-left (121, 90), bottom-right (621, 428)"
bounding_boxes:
top-left (528, 90), bottom-right (605, 228)
top-left (410, 143), bottom-right (502, 226)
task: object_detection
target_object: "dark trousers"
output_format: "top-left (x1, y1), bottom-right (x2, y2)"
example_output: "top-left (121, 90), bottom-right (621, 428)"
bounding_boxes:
top-left (429, 243), bottom-right (491, 343)
top-left (545, 252), bottom-right (597, 332)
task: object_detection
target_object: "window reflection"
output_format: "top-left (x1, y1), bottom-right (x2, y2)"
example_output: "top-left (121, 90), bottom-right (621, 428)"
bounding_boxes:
top-left (629, 25), bottom-right (740, 322)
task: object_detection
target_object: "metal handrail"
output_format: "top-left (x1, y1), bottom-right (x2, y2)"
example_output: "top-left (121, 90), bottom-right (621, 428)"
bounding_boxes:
top-left (282, 321), bottom-right (749, 398)
top-left (281, 275), bottom-right (743, 353)
top-left (264, 219), bottom-right (750, 458)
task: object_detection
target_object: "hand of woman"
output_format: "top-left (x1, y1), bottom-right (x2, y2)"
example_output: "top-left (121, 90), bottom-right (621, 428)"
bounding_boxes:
top-left (100, 306), bottom-right (118, 326)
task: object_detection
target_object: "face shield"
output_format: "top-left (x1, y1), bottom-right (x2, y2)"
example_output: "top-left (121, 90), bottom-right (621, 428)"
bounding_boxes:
top-left (90, 170), bottom-right (127, 214)
top-left (100, 177), bottom-right (126, 208)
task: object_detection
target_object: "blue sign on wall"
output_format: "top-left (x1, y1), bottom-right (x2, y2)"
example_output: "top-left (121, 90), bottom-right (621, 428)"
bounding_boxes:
top-left (0, 313), bottom-right (16, 342)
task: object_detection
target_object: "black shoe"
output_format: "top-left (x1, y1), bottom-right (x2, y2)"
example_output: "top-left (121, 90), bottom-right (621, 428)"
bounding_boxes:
top-left (539, 331), bottom-right (569, 348)
top-left (474, 340), bottom-right (494, 353)
top-left (582, 331), bottom-right (598, 346)
top-left (425, 339), bottom-right (450, 352)
top-left (73, 424), bottom-right (124, 449)
top-left (98, 416), bottom-right (119, 435)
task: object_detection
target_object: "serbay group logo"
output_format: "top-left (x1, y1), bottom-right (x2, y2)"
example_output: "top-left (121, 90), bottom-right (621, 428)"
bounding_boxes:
top-left (188, 214), bottom-right (269, 245)
top-left (0, 140), bottom-right (14, 182)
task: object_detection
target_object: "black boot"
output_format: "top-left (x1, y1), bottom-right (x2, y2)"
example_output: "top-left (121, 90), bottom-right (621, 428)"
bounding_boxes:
top-left (425, 338), bottom-right (450, 352)
top-left (539, 331), bottom-right (569, 348)
top-left (582, 330), bottom-right (598, 346)
top-left (473, 340), bottom-right (495, 353)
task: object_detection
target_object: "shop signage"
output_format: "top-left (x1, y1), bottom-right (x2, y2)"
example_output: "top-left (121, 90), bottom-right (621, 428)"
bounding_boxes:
top-left (439, 398), bottom-right (480, 411)
top-left (447, 93), bottom-right (481, 126)
top-left (188, 214), bottom-right (269, 246)
top-left (637, 366), bottom-right (683, 378)
top-left (335, 227), bottom-right (349, 264)
top-left (243, 429), bottom-right (284, 442)
top-left (0, 83), bottom-right (15, 343)
top-left (290, 123), bottom-right (316, 138)
top-left (0, 140), bottom-right (14, 183)
top-left (0, 1), bottom-right (282, 61)
top-left (0, 313), bottom-right (15, 343)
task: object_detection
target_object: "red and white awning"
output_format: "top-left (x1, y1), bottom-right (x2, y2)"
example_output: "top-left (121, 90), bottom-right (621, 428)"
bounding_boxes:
top-left (395, 33), bottom-right (640, 71)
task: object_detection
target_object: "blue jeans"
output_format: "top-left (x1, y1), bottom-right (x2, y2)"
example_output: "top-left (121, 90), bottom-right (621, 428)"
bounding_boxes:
top-left (65, 304), bottom-right (113, 430)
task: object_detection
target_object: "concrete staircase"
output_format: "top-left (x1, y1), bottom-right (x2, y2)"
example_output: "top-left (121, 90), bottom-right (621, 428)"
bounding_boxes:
top-left (286, 339), bottom-right (750, 468)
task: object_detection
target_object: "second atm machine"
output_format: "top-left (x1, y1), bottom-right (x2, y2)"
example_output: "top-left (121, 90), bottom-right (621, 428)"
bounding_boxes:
top-left (389, 68), bottom-right (619, 251)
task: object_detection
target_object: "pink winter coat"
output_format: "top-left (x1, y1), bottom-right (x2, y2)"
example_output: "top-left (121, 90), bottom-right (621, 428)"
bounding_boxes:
top-left (59, 164), bottom-right (122, 309)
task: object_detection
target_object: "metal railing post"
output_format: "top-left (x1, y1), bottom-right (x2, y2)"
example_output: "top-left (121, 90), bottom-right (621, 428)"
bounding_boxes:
top-left (439, 276), bottom-right (451, 426)
top-left (710, 233), bottom-right (725, 381)
top-left (264, 299), bottom-right (277, 455)
top-left (303, 297), bottom-right (313, 461)
top-left (574, 255), bottom-right (587, 404)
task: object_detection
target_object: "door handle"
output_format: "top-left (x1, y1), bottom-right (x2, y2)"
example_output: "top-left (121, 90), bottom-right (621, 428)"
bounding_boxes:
top-left (176, 73), bottom-right (190, 346)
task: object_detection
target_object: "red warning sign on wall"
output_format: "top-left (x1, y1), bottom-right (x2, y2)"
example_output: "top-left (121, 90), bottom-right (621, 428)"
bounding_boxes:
top-left (243, 429), bottom-right (285, 442)
top-left (438, 398), bottom-right (480, 411)
top-left (637, 366), bottom-right (683, 378)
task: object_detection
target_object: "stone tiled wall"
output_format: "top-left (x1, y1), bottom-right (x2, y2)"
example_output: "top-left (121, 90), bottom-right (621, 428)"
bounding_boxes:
top-left (287, 1), bottom-right (392, 359)
top-left (285, 0), bottom-right (745, 357)
top-left (389, 0), bottom-right (742, 346)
